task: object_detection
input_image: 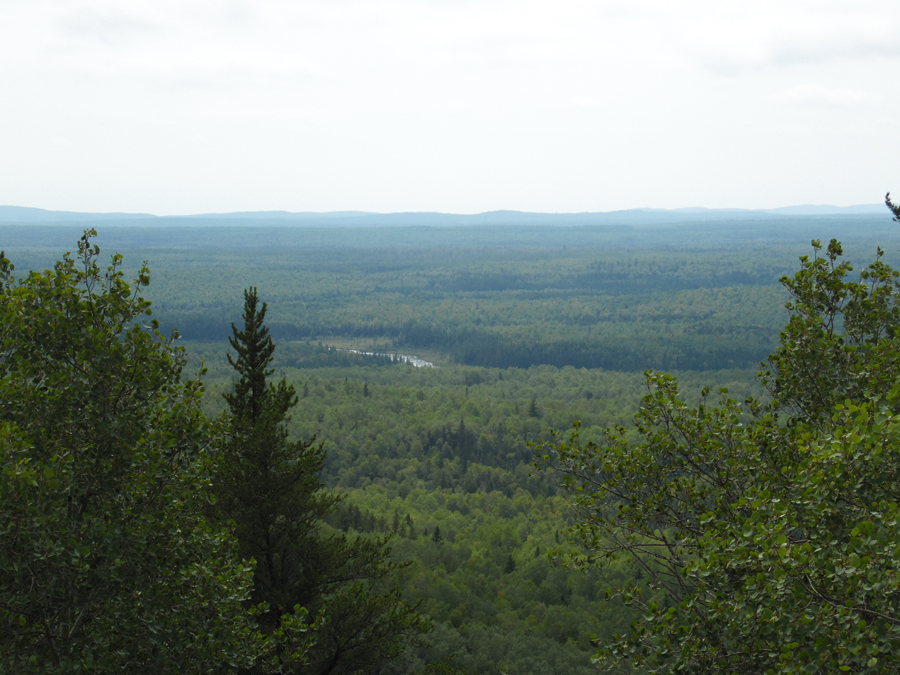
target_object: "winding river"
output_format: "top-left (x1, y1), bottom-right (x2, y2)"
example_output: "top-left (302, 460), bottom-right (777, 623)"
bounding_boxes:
top-left (331, 348), bottom-right (437, 368)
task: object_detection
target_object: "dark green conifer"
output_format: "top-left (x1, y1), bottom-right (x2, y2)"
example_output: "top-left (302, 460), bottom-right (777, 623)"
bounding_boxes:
top-left (215, 287), bottom-right (430, 675)
top-left (216, 289), bottom-right (330, 628)
top-left (225, 287), bottom-right (278, 421)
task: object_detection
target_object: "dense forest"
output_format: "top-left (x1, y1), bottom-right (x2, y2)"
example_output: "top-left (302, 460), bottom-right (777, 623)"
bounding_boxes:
top-left (6, 216), bottom-right (899, 373)
top-left (4, 214), bottom-right (900, 673)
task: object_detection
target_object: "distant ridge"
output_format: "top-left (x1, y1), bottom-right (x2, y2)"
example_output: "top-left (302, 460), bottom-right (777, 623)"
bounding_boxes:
top-left (0, 205), bottom-right (156, 222)
top-left (763, 204), bottom-right (887, 215)
top-left (186, 210), bottom-right (372, 220)
top-left (0, 203), bottom-right (888, 227)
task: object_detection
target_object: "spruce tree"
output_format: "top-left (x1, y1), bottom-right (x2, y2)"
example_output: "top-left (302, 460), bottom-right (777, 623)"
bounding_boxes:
top-left (216, 289), bottom-right (328, 628)
top-left (216, 288), bottom-right (430, 675)
top-left (225, 287), bottom-right (278, 421)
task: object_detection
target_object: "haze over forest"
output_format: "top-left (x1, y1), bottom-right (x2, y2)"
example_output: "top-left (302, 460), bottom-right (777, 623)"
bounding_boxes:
top-left (5, 204), bottom-right (900, 672)
top-left (0, 202), bottom-right (889, 226)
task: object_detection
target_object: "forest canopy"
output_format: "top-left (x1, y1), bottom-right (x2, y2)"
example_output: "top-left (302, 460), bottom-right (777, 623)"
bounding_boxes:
top-left (4, 214), bottom-right (900, 674)
top-left (538, 237), bottom-right (900, 673)
top-left (0, 233), bottom-right (423, 674)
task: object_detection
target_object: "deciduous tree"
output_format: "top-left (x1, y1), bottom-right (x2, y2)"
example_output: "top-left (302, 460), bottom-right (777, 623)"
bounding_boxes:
top-left (0, 233), bottom-right (310, 674)
top-left (538, 233), bottom-right (900, 673)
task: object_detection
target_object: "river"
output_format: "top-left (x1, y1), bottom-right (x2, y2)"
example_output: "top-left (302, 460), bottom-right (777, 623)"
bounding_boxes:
top-left (331, 347), bottom-right (437, 368)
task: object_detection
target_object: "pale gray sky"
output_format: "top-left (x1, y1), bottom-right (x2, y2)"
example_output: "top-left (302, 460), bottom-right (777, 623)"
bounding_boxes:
top-left (1, 0), bottom-right (898, 214)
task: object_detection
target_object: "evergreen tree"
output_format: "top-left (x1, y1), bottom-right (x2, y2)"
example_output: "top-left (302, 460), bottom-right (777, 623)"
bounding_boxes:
top-left (216, 288), bottom-right (430, 675)
top-left (226, 287), bottom-right (278, 422)
top-left (217, 288), bottom-right (328, 628)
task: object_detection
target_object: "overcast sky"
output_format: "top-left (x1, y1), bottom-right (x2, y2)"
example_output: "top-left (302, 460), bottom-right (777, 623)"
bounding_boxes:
top-left (1, 0), bottom-right (898, 214)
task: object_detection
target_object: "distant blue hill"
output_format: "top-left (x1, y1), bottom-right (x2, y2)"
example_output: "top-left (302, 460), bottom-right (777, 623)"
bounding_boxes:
top-left (0, 203), bottom-right (889, 227)
top-left (0, 206), bottom-right (156, 222)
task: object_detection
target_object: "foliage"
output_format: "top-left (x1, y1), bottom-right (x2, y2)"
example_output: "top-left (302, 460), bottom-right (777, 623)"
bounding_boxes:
top-left (538, 237), bottom-right (900, 673)
top-left (216, 288), bottom-right (430, 674)
top-left (6, 223), bottom-right (818, 371)
top-left (196, 352), bottom-right (673, 673)
top-left (184, 353), bottom-right (760, 673)
top-left (0, 233), bottom-right (312, 674)
top-left (217, 288), bottom-right (330, 627)
top-left (887, 192), bottom-right (900, 222)
top-left (226, 286), bottom-right (281, 421)
top-left (344, 485), bottom-right (612, 675)
top-left (11, 220), bottom-right (893, 673)
top-left (11, 218), bottom-right (900, 372)
top-left (763, 238), bottom-right (900, 422)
